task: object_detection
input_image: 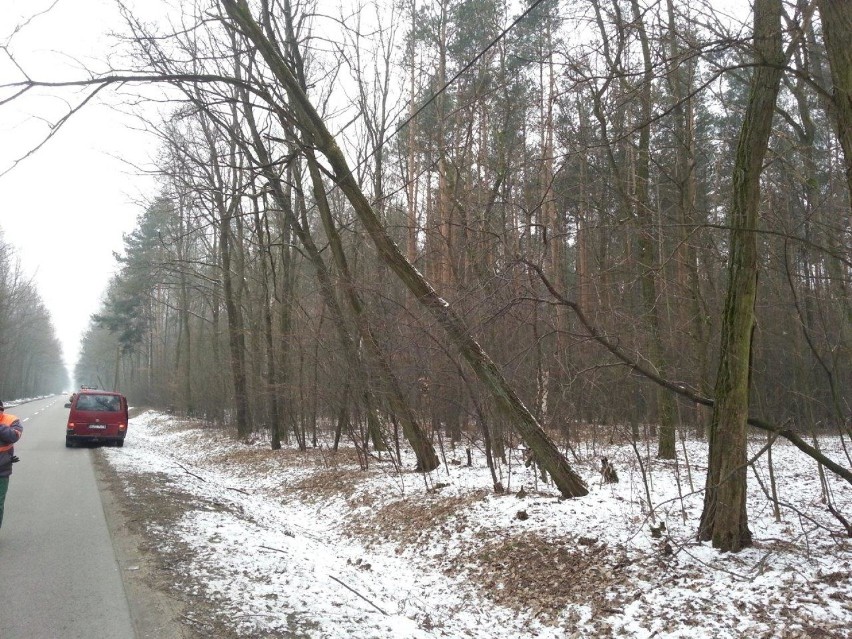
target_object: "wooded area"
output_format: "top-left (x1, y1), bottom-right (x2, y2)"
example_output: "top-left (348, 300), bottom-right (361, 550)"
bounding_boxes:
top-left (0, 234), bottom-right (67, 397)
top-left (2, 0), bottom-right (849, 552)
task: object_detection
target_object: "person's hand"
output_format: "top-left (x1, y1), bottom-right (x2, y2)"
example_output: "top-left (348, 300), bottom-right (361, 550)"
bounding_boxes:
top-left (10, 455), bottom-right (19, 463)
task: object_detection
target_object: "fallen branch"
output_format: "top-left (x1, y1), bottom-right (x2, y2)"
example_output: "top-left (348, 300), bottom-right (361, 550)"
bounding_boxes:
top-left (175, 461), bottom-right (206, 482)
top-left (827, 503), bottom-right (852, 538)
top-left (522, 259), bottom-right (852, 487)
top-left (327, 575), bottom-right (389, 616)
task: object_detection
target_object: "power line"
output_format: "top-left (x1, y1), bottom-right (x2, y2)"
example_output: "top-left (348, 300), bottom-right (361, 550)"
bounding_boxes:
top-left (392, 0), bottom-right (549, 140)
top-left (314, 0), bottom-right (550, 207)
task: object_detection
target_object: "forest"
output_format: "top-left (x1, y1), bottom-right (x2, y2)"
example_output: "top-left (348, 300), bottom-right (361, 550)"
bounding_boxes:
top-left (2, 0), bottom-right (850, 555)
top-left (0, 234), bottom-right (67, 397)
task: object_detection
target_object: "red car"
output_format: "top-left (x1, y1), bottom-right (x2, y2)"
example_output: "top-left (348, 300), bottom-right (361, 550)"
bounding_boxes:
top-left (65, 389), bottom-right (129, 447)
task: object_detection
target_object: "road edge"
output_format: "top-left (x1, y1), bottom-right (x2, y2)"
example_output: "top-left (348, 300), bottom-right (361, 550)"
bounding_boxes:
top-left (93, 448), bottom-right (192, 639)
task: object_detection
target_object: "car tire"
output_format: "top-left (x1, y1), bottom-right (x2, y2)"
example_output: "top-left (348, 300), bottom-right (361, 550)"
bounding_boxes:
top-left (116, 440), bottom-right (124, 448)
top-left (65, 439), bottom-right (74, 448)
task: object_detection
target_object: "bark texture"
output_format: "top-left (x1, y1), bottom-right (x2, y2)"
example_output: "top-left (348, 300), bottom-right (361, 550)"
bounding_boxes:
top-left (698, 0), bottom-right (784, 552)
top-left (818, 0), bottom-right (852, 200)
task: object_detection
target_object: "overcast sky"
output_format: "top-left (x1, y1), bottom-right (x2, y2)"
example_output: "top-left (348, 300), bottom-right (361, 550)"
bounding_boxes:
top-left (0, 0), bottom-right (160, 381)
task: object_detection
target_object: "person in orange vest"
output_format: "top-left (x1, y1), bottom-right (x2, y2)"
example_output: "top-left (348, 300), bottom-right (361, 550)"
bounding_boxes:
top-left (0, 400), bottom-right (23, 532)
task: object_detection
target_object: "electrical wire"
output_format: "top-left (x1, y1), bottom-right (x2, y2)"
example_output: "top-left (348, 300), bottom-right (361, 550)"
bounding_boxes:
top-left (391, 0), bottom-right (550, 140)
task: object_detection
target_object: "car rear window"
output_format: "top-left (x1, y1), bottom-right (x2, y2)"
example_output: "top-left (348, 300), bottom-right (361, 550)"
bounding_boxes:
top-left (75, 394), bottom-right (122, 412)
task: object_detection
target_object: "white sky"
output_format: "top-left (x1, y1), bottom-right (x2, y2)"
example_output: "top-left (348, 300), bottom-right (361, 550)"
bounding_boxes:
top-left (0, 0), bottom-right (159, 378)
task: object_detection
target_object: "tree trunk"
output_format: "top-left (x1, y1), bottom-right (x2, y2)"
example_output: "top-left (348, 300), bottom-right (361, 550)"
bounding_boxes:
top-left (251, 195), bottom-right (282, 450)
top-left (201, 108), bottom-right (251, 438)
top-left (698, 0), bottom-right (784, 552)
top-left (666, 0), bottom-right (708, 429)
top-left (818, 0), bottom-right (852, 200)
top-left (816, 0), bottom-right (852, 336)
top-left (406, 0), bottom-right (419, 269)
top-left (630, 0), bottom-right (676, 459)
top-left (219, 207), bottom-right (251, 439)
top-left (305, 150), bottom-right (439, 470)
top-left (176, 199), bottom-right (193, 415)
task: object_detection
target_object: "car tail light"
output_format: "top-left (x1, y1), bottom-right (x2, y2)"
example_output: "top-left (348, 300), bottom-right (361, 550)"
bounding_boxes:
top-left (118, 423), bottom-right (127, 431)
top-left (67, 423), bottom-right (75, 430)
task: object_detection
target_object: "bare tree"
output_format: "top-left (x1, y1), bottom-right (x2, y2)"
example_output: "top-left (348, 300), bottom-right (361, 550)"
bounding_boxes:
top-left (698, 0), bottom-right (785, 552)
top-left (221, 0), bottom-right (588, 497)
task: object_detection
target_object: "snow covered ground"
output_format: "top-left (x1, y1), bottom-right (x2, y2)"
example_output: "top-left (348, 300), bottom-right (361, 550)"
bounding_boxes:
top-left (101, 411), bottom-right (851, 638)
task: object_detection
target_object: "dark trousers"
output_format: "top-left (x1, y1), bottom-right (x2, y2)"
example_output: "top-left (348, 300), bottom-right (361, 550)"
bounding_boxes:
top-left (0, 476), bottom-right (9, 530)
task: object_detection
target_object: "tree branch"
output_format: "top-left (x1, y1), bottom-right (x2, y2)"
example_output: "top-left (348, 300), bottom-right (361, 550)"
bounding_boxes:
top-left (521, 259), bottom-right (852, 487)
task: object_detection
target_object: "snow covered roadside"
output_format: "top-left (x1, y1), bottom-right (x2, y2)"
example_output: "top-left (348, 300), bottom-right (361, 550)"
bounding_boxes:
top-left (101, 411), bottom-right (851, 638)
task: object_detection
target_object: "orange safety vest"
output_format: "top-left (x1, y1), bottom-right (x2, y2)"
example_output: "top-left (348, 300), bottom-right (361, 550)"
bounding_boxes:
top-left (0, 413), bottom-right (22, 453)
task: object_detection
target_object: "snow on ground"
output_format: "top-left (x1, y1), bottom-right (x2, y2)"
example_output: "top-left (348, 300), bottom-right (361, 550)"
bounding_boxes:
top-left (102, 411), bottom-right (851, 638)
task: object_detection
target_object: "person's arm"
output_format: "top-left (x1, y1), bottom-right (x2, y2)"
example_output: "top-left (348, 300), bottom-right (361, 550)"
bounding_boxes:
top-left (0, 417), bottom-right (23, 444)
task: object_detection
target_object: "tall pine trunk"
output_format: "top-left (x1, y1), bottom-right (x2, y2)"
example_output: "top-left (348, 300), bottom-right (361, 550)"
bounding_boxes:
top-left (630, 0), bottom-right (676, 458)
top-left (818, 0), bottom-right (852, 201)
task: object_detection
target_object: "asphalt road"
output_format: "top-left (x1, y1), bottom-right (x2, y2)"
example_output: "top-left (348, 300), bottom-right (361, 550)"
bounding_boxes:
top-left (0, 395), bottom-right (136, 639)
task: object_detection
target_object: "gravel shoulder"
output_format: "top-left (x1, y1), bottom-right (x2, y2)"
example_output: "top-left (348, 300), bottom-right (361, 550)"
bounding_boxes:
top-left (94, 451), bottom-right (216, 639)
